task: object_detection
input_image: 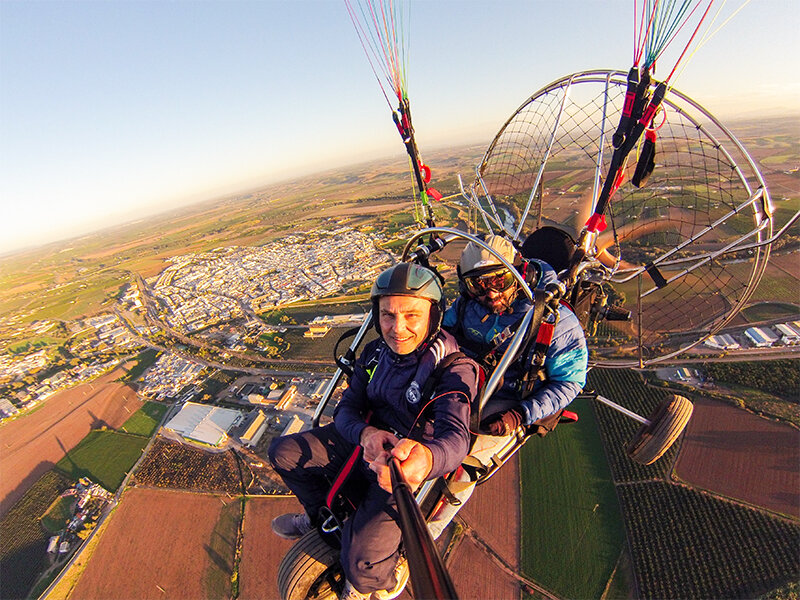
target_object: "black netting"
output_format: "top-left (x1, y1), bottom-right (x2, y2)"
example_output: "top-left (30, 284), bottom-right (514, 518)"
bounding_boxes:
top-left (470, 71), bottom-right (772, 366)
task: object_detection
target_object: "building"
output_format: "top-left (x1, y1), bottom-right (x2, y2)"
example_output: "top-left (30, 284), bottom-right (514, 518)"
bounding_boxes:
top-left (281, 414), bottom-right (306, 436)
top-left (704, 334), bottom-right (740, 350)
top-left (239, 410), bottom-right (269, 447)
top-left (303, 325), bottom-right (331, 338)
top-left (165, 402), bottom-right (242, 447)
top-left (310, 379), bottom-right (330, 399)
top-left (775, 323), bottom-right (800, 345)
top-left (276, 385), bottom-right (298, 411)
top-left (744, 327), bottom-right (779, 348)
top-left (0, 398), bottom-right (19, 418)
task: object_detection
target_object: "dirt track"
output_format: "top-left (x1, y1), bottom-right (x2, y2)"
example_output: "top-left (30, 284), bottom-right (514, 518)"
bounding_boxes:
top-left (0, 367), bottom-right (142, 516)
top-left (675, 397), bottom-right (800, 519)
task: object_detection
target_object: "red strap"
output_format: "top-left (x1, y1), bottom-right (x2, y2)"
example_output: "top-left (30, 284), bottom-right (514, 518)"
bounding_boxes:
top-left (560, 410), bottom-right (579, 423)
top-left (326, 445), bottom-right (363, 509)
top-left (585, 213), bottom-right (607, 233)
top-left (622, 88), bottom-right (636, 117)
top-left (419, 162), bottom-right (431, 183)
top-left (427, 187), bottom-right (443, 202)
top-left (536, 321), bottom-right (555, 346)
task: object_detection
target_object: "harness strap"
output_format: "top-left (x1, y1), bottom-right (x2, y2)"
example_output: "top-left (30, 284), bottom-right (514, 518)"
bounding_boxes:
top-left (325, 445), bottom-right (363, 510)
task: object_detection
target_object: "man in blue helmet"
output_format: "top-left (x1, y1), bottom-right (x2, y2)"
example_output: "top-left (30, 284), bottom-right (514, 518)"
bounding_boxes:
top-left (269, 262), bottom-right (479, 600)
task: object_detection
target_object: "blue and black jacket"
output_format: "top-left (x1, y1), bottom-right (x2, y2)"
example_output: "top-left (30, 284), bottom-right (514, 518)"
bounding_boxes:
top-left (443, 260), bottom-right (587, 426)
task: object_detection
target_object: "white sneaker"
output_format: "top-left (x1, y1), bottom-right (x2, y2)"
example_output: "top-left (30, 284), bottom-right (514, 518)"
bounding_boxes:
top-left (271, 512), bottom-right (313, 540)
top-left (340, 580), bottom-right (369, 600)
top-left (372, 557), bottom-right (409, 600)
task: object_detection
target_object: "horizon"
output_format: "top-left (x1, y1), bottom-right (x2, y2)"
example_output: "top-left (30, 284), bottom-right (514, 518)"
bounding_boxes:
top-left (1, 0), bottom-right (799, 255)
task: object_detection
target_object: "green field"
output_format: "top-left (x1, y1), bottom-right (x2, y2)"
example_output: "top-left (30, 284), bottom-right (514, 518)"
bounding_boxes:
top-left (204, 497), bottom-right (243, 598)
top-left (40, 494), bottom-right (75, 534)
top-left (55, 430), bottom-right (149, 491)
top-left (741, 302), bottom-right (799, 322)
top-left (520, 395), bottom-right (626, 599)
top-left (0, 471), bottom-right (72, 600)
top-left (119, 401), bottom-right (168, 437)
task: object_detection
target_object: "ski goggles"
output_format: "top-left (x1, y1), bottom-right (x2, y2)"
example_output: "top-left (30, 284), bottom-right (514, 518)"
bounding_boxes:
top-left (463, 269), bottom-right (516, 296)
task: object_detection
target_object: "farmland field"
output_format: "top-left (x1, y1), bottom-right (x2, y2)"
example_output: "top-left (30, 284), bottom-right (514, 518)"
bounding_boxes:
top-left (119, 400), bottom-right (168, 437)
top-left (452, 453), bottom-right (524, 599)
top-left (0, 471), bottom-right (72, 600)
top-left (238, 495), bottom-right (308, 600)
top-left (132, 437), bottom-right (246, 493)
top-left (589, 367), bottom-right (800, 598)
top-left (0, 367), bottom-right (142, 516)
top-left (519, 396), bottom-right (625, 599)
top-left (54, 430), bottom-right (149, 492)
top-left (70, 487), bottom-right (239, 599)
top-left (619, 482), bottom-right (800, 599)
top-left (675, 396), bottom-right (800, 519)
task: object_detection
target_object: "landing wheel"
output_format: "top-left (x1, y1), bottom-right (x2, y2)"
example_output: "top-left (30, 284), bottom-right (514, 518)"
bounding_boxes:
top-left (277, 529), bottom-right (343, 600)
top-left (627, 394), bottom-right (693, 465)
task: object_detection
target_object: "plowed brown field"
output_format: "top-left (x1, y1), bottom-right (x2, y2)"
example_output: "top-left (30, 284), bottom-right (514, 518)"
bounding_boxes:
top-left (0, 367), bottom-right (142, 516)
top-left (71, 487), bottom-right (237, 599)
top-left (459, 453), bottom-right (520, 571)
top-left (69, 452), bottom-right (524, 599)
top-left (675, 397), bottom-right (800, 519)
top-left (238, 495), bottom-right (306, 600)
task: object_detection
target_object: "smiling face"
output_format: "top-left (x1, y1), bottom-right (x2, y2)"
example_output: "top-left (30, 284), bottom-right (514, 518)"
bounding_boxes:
top-left (378, 295), bottom-right (432, 355)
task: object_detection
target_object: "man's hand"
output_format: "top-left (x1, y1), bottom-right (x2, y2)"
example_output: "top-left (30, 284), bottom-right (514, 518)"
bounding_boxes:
top-left (480, 408), bottom-right (524, 436)
top-left (371, 438), bottom-right (433, 493)
top-left (360, 426), bottom-right (400, 464)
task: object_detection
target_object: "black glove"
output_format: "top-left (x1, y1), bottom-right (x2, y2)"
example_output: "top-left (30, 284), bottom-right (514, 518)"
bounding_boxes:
top-left (480, 408), bottom-right (524, 436)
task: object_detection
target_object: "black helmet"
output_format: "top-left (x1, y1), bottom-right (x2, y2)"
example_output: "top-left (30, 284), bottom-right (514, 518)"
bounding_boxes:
top-left (370, 263), bottom-right (445, 342)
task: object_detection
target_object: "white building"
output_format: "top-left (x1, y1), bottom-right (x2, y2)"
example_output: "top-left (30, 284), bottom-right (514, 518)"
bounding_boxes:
top-left (775, 323), bottom-right (800, 345)
top-left (744, 327), bottom-right (779, 348)
top-left (281, 414), bottom-right (306, 437)
top-left (0, 398), bottom-right (19, 418)
top-left (704, 334), bottom-right (740, 350)
top-left (165, 402), bottom-right (242, 447)
top-left (239, 410), bottom-right (269, 447)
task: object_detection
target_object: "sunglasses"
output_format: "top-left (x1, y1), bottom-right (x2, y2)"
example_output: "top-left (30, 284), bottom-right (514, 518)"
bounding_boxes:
top-left (464, 270), bottom-right (516, 296)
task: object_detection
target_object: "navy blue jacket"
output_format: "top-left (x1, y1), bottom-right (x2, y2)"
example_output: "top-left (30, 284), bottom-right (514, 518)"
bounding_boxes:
top-left (334, 330), bottom-right (478, 479)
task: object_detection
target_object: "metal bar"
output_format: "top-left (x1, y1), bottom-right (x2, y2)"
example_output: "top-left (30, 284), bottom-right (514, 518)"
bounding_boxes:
top-left (311, 311), bottom-right (373, 427)
top-left (595, 395), bottom-right (650, 425)
top-left (459, 174), bottom-right (495, 234)
top-left (591, 72), bottom-right (614, 217)
top-left (637, 274), bottom-right (644, 369)
top-left (403, 227), bottom-right (533, 300)
top-left (389, 459), bottom-right (458, 600)
top-left (479, 306), bottom-right (536, 413)
top-left (514, 74), bottom-right (575, 240)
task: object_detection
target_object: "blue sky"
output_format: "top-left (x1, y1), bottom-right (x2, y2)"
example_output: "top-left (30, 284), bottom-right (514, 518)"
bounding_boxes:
top-left (1, 0), bottom-right (798, 255)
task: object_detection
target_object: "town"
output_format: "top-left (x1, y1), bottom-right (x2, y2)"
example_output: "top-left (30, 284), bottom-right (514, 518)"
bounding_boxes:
top-left (1, 224), bottom-right (390, 419)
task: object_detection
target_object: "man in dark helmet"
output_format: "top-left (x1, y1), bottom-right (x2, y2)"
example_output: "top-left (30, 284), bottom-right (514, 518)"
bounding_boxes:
top-left (269, 262), bottom-right (479, 600)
